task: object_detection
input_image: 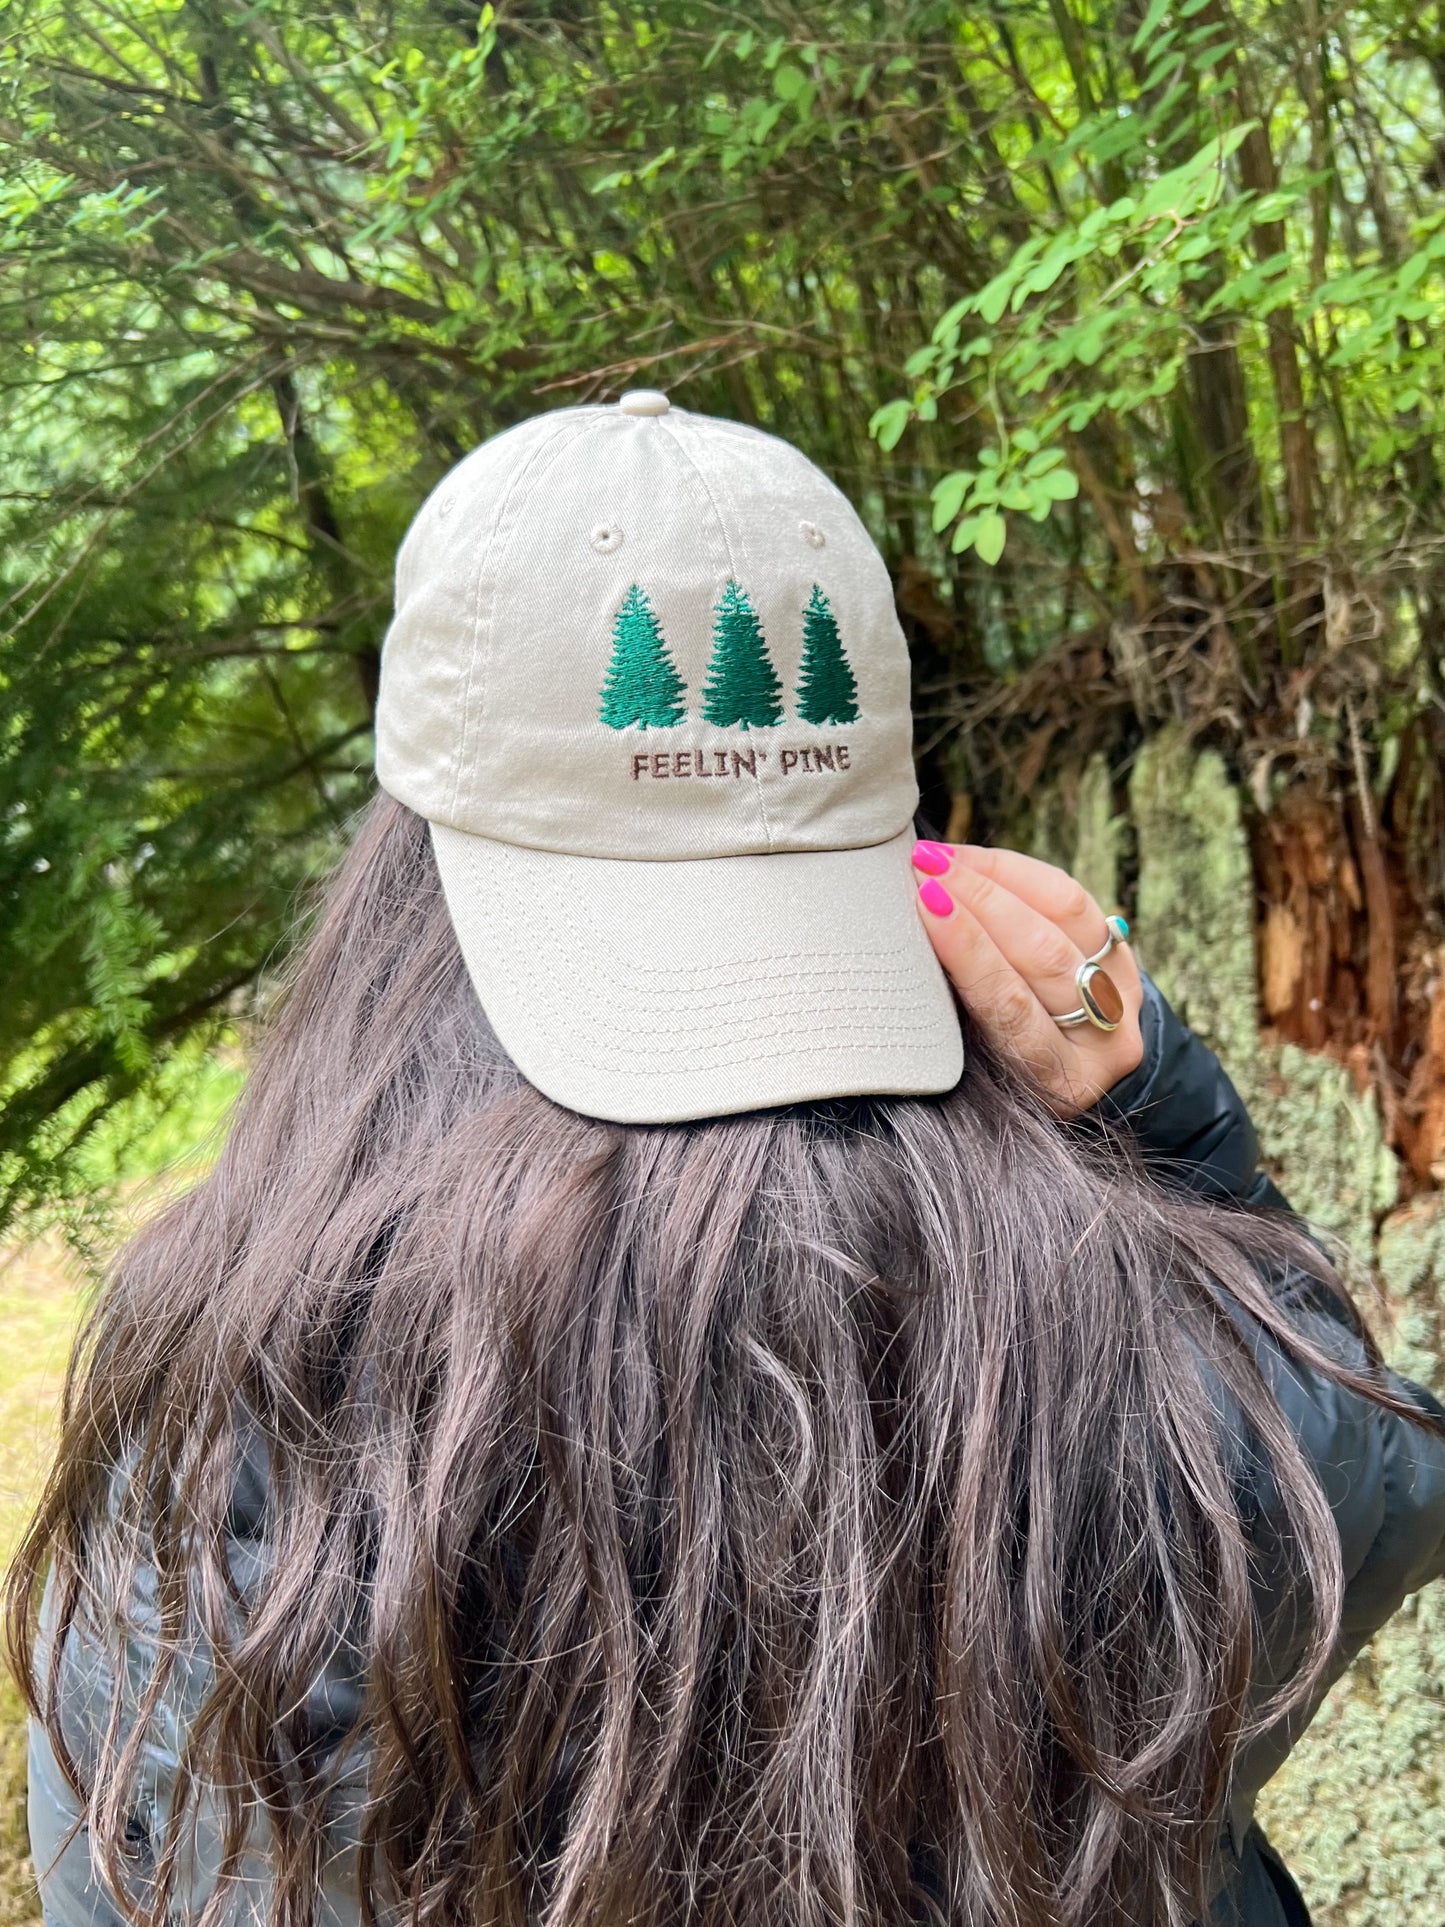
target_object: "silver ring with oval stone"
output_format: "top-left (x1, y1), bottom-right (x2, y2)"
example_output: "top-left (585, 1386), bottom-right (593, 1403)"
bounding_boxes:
top-left (1052, 959), bottom-right (1126, 1033)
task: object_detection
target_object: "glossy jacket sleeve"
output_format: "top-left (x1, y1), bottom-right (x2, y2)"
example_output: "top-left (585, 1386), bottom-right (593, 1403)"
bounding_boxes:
top-left (1222, 1294), bottom-right (1445, 1830)
top-left (1095, 973), bottom-right (1289, 1211)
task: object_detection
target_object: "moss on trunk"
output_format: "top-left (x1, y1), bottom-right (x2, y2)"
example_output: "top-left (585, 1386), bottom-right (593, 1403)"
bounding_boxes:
top-left (1058, 726), bottom-right (1445, 1927)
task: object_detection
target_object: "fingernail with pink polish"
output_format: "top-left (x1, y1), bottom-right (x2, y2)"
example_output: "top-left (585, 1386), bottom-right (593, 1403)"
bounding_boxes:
top-left (912, 840), bottom-right (951, 876)
top-left (918, 879), bottom-right (954, 918)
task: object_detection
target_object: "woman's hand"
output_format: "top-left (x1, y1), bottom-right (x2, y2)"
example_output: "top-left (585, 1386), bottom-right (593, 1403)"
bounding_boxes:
top-left (912, 840), bottom-right (1144, 1115)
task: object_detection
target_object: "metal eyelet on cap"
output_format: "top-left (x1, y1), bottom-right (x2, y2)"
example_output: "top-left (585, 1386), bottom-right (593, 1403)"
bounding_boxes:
top-left (800, 520), bottom-right (826, 548)
top-left (590, 524), bottom-right (624, 554)
top-left (618, 390), bottom-right (670, 416)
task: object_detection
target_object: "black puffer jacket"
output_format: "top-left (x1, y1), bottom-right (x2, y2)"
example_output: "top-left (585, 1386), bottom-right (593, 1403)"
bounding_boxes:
top-left (27, 980), bottom-right (1445, 1927)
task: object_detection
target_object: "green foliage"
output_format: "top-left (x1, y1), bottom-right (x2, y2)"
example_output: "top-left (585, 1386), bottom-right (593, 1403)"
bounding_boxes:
top-left (888, 98), bottom-right (1445, 568)
top-left (795, 586), bottom-right (858, 726)
top-left (701, 582), bottom-right (782, 729)
top-left (599, 586), bottom-right (686, 729)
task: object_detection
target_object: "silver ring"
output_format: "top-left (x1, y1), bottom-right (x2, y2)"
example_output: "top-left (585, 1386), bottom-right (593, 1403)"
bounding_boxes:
top-left (1052, 957), bottom-right (1126, 1033)
top-left (1084, 912), bottom-right (1130, 968)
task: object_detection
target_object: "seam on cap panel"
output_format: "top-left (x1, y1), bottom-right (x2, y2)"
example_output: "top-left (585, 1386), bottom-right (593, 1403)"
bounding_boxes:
top-left (451, 412), bottom-right (599, 822)
top-left (455, 411), bottom-right (599, 820)
top-left (400, 412), bottom-right (545, 606)
top-left (658, 415), bottom-right (778, 851)
top-left (451, 422), bottom-right (567, 820)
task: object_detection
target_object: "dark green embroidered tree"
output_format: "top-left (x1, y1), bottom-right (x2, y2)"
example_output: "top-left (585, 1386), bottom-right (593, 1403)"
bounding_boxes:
top-left (598, 585), bottom-right (687, 728)
top-left (701, 580), bottom-right (783, 728)
top-left (795, 584), bottom-right (859, 724)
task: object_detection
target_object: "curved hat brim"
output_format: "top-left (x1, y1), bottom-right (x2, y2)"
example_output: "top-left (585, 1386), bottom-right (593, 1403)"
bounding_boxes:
top-left (429, 823), bottom-right (965, 1125)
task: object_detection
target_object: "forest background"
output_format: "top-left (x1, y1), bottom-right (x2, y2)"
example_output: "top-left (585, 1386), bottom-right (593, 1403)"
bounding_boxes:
top-left (5, 0), bottom-right (1445, 1918)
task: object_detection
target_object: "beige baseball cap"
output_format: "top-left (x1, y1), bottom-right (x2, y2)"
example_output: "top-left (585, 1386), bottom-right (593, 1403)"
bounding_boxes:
top-left (375, 391), bottom-right (964, 1124)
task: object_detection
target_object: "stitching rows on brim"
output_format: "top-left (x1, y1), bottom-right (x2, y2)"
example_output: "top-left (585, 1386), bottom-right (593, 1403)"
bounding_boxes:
top-left (467, 843), bottom-right (921, 988)
top-left (473, 897), bottom-right (948, 1075)
top-left (466, 882), bottom-right (923, 1007)
top-left (477, 933), bottom-right (918, 992)
top-left (547, 1032), bottom-right (953, 1084)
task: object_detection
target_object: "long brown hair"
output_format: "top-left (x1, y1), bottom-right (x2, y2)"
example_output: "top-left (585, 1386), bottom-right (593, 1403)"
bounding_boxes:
top-left (4, 795), bottom-right (1415, 1927)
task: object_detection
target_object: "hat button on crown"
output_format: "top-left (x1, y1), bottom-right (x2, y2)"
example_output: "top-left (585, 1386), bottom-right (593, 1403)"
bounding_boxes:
top-left (617, 389), bottom-right (670, 417)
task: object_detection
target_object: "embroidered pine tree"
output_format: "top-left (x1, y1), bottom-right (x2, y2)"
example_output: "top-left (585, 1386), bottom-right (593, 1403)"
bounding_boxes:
top-left (795, 585), bottom-right (859, 725)
top-left (598, 585), bottom-right (687, 729)
top-left (701, 580), bottom-right (783, 729)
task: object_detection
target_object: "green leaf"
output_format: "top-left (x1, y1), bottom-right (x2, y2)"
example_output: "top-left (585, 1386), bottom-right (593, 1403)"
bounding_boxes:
top-left (933, 295), bottom-right (973, 342)
top-left (743, 99), bottom-right (785, 143)
top-left (1129, 0), bottom-right (1172, 50)
top-left (1071, 313), bottom-right (1112, 366)
top-left (973, 510), bottom-right (1007, 566)
top-left (1023, 446), bottom-right (1065, 476)
top-left (1140, 48), bottom-right (1183, 91)
top-left (974, 237), bottom-right (1043, 324)
top-left (1011, 238), bottom-right (1084, 307)
top-left (869, 398), bottom-right (912, 451)
top-left (1037, 466), bottom-right (1080, 501)
top-left (930, 471), bottom-right (974, 531)
top-left (1249, 191), bottom-right (1299, 224)
top-left (976, 272), bottom-right (1015, 325)
top-left (1065, 397), bottom-right (1107, 432)
top-left (1399, 251), bottom-right (1433, 293)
